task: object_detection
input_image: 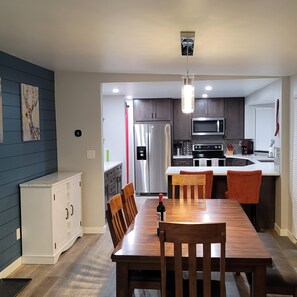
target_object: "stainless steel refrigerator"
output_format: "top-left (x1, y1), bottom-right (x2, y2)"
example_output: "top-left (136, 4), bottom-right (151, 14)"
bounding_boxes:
top-left (134, 123), bottom-right (171, 194)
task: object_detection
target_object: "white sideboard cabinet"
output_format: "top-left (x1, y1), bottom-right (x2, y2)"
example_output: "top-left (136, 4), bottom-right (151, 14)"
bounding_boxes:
top-left (19, 172), bottom-right (83, 264)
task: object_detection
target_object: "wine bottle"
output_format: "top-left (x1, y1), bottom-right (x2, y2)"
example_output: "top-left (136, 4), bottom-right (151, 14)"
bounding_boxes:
top-left (157, 193), bottom-right (166, 235)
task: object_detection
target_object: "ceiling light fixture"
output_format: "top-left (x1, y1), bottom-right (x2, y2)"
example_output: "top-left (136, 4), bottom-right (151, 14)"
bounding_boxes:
top-left (202, 93), bottom-right (208, 98)
top-left (181, 31), bottom-right (195, 114)
top-left (112, 88), bottom-right (119, 93)
top-left (205, 85), bottom-right (212, 91)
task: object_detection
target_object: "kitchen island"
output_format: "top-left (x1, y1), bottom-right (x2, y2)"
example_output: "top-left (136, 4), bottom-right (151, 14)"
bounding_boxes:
top-left (166, 155), bottom-right (280, 229)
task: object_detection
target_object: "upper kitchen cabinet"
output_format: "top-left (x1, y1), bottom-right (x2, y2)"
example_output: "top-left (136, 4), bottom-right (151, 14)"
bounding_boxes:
top-left (224, 97), bottom-right (244, 139)
top-left (193, 98), bottom-right (224, 117)
top-left (133, 99), bottom-right (172, 122)
top-left (173, 99), bottom-right (191, 140)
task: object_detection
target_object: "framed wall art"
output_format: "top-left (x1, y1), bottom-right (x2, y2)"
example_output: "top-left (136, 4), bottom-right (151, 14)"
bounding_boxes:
top-left (21, 83), bottom-right (40, 141)
top-left (0, 78), bottom-right (3, 143)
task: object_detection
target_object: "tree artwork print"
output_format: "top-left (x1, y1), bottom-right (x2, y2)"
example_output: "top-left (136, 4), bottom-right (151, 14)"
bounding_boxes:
top-left (21, 83), bottom-right (40, 141)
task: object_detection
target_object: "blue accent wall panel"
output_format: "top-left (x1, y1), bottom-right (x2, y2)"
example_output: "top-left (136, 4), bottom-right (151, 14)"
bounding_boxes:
top-left (0, 51), bottom-right (57, 272)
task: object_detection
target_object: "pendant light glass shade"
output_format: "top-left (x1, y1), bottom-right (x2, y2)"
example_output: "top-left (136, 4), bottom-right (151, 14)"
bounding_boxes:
top-left (181, 75), bottom-right (194, 114)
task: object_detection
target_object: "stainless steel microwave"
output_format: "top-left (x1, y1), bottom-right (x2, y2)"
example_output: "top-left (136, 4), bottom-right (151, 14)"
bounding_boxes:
top-left (192, 117), bottom-right (225, 136)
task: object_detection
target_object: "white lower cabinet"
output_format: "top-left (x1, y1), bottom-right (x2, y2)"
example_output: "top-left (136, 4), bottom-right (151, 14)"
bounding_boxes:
top-left (20, 172), bottom-right (83, 264)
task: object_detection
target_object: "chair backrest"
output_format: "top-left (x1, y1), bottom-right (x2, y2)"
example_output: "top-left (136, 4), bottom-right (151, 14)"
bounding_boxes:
top-left (180, 170), bottom-right (214, 199)
top-left (121, 182), bottom-right (138, 226)
top-left (172, 174), bottom-right (206, 200)
top-left (159, 222), bottom-right (226, 297)
top-left (106, 193), bottom-right (127, 247)
top-left (225, 170), bottom-right (262, 204)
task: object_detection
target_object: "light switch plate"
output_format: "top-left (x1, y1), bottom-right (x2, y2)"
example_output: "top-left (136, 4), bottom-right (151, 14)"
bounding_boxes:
top-left (87, 150), bottom-right (96, 159)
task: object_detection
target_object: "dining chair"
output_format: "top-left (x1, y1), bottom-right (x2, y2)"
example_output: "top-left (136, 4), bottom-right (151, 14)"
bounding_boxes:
top-left (106, 193), bottom-right (127, 247)
top-left (106, 194), bottom-right (161, 295)
top-left (159, 221), bottom-right (226, 297)
top-left (121, 182), bottom-right (138, 227)
top-left (180, 170), bottom-right (214, 199)
top-left (225, 170), bottom-right (262, 228)
top-left (172, 174), bottom-right (206, 200)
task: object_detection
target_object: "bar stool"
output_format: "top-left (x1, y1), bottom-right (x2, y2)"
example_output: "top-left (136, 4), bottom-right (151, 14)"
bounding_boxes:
top-left (225, 170), bottom-right (262, 229)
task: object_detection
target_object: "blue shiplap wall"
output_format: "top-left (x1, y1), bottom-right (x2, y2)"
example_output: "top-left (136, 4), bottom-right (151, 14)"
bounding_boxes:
top-left (0, 51), bottom-right (57, 272)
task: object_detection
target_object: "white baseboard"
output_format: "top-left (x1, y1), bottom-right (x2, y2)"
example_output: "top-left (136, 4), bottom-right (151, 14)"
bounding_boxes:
top-left (0, 257), bottom-right (22, 278)
top-left (274, 223), bottom-right (297, 244)
top-left (83, 225), bottom-right (107, 234)
top-left (287, 230), bottom-right (297, 244)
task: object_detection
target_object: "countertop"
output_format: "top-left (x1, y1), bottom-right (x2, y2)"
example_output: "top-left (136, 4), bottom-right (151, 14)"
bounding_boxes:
top-left (167, 154), bottom-right (279, 176)
top-left (19, 172), bottom-right (82, 187)
top-left (173, 153), bottom-right (274, 162)
top-left (104, 161), bottom-right (122, 172)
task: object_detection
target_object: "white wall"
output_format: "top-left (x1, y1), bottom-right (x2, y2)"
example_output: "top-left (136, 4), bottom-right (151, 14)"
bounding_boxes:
top-left (103, 95), bottom-right (127, 183)
top-left (290, 74), bottom-right (297, 241)
top-left (54, 72), bottom-right (292, 239)
top-left (245, 79), bottom-right (281, 144)
top-left (55, 72), bottom-right (105, 233)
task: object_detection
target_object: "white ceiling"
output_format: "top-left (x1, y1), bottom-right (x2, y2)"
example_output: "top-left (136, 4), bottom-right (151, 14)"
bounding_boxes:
top-left (0, 0), bottom-right (296, 97)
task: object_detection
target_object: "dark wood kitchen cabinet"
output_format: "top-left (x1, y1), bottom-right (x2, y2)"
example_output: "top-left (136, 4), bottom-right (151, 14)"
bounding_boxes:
top-left (172, 158), bottom-right (193, 166)
top-left (104, 163), bottom-right (122, 207)
top-left (224, 97), bottom-right (244, 139)
top-left (173, 99), bottom-right (191, 140)
top-left (133, 99), bottom-right (172, 122)
top-left (193, 98), bottom-right (224, 118)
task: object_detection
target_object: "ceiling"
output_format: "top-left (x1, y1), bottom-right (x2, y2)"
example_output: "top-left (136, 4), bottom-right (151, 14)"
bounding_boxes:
top-left (0, 0), bottom-right (296, 97)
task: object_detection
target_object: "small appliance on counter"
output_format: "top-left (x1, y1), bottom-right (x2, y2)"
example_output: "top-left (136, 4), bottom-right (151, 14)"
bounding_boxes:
top-left (268, 139), bottom-right (275, 158)
top-left (241, 139), bottom-right (254, 155)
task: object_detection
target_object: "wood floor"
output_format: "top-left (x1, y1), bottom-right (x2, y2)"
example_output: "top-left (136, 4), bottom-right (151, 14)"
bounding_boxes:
top-left (8, 197), bottom-right (296, 297)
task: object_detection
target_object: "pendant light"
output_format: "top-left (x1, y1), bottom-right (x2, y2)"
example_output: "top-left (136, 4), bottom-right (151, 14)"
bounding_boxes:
top-left (180, 31), bottom-right (195, 114)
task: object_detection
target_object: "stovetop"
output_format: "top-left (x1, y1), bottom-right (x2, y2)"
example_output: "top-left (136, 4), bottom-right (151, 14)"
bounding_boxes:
top-left (192, 143), bottom-right (225, 159)
top-left (192, 143), bottom-right (224, 152)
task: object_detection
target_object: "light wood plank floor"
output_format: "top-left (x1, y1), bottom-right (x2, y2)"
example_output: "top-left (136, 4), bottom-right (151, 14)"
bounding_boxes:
top-left (8, 197), bottom-right (296, 297)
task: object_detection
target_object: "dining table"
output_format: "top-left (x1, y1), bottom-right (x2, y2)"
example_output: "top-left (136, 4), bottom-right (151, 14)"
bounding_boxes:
top-left (111, 198), bottom-right (272, 297)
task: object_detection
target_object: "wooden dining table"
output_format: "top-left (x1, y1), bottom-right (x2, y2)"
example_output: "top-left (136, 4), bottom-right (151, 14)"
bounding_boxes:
top-left (111, 198), bottom-right (272, 297)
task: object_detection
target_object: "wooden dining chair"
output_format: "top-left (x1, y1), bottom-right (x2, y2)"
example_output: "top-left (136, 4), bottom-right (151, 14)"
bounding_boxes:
top-left (106, 193), bottom-right (127, 247)
top-left (159, 221), bottom-right (226, 297)
top-left (172, 174), bottom-right (206, 200)
top-left (225, 170), bottom-right (262, 228)
top-left (106, 194), bottom-right (161, 295)
top-left (121, 182), bottom-right (138, 227)
top-left (180, 170), bottom-right (214, 199)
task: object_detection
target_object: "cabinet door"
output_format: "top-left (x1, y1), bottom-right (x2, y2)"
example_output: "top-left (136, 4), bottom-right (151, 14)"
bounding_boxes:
top-left (154, 99), bottom-right (172, 121)
top-left (207, 99), bottom-right (224, 116)
top-left (172, 159), bottom-right (193, 166)
top-left (173, 100), bottom-right (191, 140)
top-left (134, 99), bottom-right (172, 122)
top-left (69, 176), bottom-right (82, 239)
top-left (193, 98), bottom-right (224, 117)
top-left (193, 99), bottom-right (207, 117)
top-left (133, 99), bottom-right (153, 121)
top-left (224, 98), bottom-right (244, 139)
top-left (52, 185), bottom-right (68, 252)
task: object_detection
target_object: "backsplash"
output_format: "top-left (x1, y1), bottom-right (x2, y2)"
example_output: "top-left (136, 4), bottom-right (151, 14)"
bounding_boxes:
top-left (173, 139), bottom-right (244, 155)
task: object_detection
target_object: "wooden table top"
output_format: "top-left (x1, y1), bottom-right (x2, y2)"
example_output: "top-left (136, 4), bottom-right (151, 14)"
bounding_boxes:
top-left (112, 199), bottom-right (271, 267)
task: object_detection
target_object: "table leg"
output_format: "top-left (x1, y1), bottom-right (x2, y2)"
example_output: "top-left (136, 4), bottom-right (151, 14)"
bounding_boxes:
top-left (252, 266), bottom-right (266, 297)
top-left (116, 262), bottom-right (129, 297)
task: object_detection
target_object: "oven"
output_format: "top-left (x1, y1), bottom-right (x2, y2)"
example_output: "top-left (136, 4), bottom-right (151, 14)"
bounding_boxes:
top-left (192, 143), bottom-right (226, 167)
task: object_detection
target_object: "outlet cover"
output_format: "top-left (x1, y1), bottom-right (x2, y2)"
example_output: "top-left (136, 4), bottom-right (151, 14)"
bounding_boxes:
top-left (16, 228), bottom-right (21, 240)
